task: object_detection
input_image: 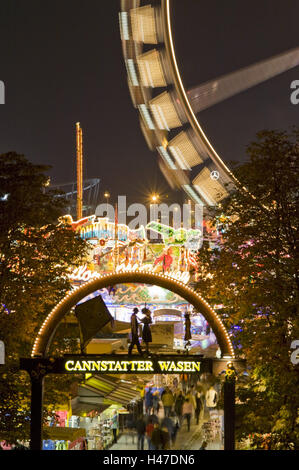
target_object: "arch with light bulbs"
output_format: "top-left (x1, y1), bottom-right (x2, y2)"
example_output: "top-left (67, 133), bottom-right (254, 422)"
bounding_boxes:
top-left (32, 270), bottom-right (234, 358)
top-left (25, 270), bottom-right (240, 451)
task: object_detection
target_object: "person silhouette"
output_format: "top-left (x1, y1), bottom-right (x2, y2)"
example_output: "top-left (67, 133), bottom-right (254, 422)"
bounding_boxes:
top-left (141, 307), bottom-right (152, 355)
top-left (184, 312), bottom-right (192, 348)
top-left (128, 308), bottom-right (143, 355)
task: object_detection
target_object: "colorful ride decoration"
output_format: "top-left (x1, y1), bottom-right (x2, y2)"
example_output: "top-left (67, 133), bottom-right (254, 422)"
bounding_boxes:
top-left (66, 215), bottom-right (202, 285)
top-left (60, 215), bottom-right (222, 353)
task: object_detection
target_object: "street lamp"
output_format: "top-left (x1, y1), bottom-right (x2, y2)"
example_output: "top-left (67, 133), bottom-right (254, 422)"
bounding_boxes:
top-left (151, 194), bottom-right (159, 203)
top-left (104, 191), bottom-right (110, 217)
top-left (149, 194), bottom-right (161, 223)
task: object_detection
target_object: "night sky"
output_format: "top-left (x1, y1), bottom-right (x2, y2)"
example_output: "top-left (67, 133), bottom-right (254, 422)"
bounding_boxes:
top-left (0, 0), bottom-right (298, 206)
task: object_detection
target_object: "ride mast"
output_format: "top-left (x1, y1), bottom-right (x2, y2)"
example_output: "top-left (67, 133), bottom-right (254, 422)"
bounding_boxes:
top-left (76, 122), bottom-right (83, 220)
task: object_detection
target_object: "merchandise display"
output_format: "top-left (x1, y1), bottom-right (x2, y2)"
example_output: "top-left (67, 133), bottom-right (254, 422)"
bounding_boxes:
top-left (202, 410), bottom-right (224, 443)
top-left (69, 437), bottom-right (87, 450)
top-left (42, 439), bottom-right (57, 450)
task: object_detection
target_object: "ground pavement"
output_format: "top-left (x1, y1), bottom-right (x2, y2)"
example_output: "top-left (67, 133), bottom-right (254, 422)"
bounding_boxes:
top-left (110, 409), bottom-right (222, 451)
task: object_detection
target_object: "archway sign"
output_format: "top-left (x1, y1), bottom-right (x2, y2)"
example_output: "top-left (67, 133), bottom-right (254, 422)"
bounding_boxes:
top-left (20, 270), bottom-right (243, 451)
top-left (31, 270), bottom-right (235, 358)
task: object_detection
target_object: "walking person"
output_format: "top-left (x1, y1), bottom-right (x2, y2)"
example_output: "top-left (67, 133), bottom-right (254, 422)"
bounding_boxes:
top-left (128, 308), bottom-right (143, 355)
top-left (145, 387), bottom-right (153, 415)
top-left (185, 387), bottom-right (197, 412)
top-left (160, 423), bottom-right (171, 449)
top-left (195, 391), bottom-right (203, 425)
top-left (180, 374), bottom-right (188, 394)
top-left (152, 390), bottom-right (160, 415)
top-left (184, 311), bottom-right (192, 348)
top-left (135, 414), bottom-right (146, 450)
top-left (145, 417), bottom-right (155, 450)
top-left (161, 414), bottom-right (177, 447)
top-left (141, 307), bottom-right (152, 355)
top-left (205, 385), bottom-right (218, 409)
top-left (150, 422), bottom-right (163, 450)
top-left (182, 398), bottom-right (194, 432)
top-left (174, 390), bottom-right (184, 426)
top-left (161, 387), bottom-right (174, 417)
top-left (111, 411), bottom-right (118, 444)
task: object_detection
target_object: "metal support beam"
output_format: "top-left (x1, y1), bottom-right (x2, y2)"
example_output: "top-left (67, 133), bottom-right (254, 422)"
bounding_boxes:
top-left (76, 122), bottom-right (83, 220)
top-left (30, 374), bottom-right (44, 450)
top-left (223, 378), bottom-right (236, 450)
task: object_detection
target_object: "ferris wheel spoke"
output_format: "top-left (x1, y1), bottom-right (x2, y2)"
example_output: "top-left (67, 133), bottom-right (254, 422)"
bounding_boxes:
top-left (187, 47), bottom-right (299, 113)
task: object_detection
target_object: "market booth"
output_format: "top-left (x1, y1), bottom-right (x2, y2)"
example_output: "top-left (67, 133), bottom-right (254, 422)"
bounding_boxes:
top-left (41, 373), bottom-right (143, 450)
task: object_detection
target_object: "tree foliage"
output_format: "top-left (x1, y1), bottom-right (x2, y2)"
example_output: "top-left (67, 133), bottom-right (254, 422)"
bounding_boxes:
top-left (196, 128), bottom-right (299, 449)
top-left (0, 152), bottom-right (88, 443)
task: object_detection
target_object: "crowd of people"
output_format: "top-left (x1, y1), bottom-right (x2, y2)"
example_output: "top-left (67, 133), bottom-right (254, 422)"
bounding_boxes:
top-left (124, 307), bottom-right (218, 449)
top-left (131, 384), bottom-right (205, 450)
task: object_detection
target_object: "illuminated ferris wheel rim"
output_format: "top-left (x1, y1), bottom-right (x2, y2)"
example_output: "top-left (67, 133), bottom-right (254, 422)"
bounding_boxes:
top-left (160, 0), bottom-right (235, 182)
top-left (119, 0), bottom-right (299, 206)
top-left (119, 0), bottom-right (243, 205)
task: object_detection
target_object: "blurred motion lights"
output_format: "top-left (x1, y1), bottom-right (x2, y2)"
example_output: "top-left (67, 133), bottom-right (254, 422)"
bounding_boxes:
top-left (130, 5), bottom-right (158, 44)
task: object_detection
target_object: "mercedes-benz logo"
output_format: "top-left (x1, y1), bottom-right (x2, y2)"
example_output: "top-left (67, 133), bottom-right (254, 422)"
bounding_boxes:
top-left (210, 170), bottom-right (220, 180)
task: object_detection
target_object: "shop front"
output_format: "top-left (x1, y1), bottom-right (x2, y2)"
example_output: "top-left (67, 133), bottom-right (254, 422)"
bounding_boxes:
top-left (21, 354), bottom-right (244, 450)
top-left (40, 373), bottom-right (143, 451)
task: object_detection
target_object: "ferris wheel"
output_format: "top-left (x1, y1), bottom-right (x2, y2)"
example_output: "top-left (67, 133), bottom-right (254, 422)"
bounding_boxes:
top-left (119, 0), bottom-right (299, 207)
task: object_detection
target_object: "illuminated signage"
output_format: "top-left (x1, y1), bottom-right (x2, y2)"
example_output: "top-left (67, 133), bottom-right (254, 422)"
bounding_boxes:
top-left (20, 355), bottom-right (212, 376)
top-left (20, 355), bottom-right (208, 375)
top-left (20, 356), bottom-right (248, 379)
top-left (62, 355), bottom-right (207, 374)
top-left (69, 264), bottom-right (190, 284)
top-left (64, 358), bottom-right (201, 373)
top-left (70, 265), bottom-right (101, 282)
top-left (115, 263), bottom-right (190, 284)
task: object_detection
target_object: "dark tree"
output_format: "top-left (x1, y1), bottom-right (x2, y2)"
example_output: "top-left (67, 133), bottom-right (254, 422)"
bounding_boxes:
top-left (196, 128), bottom-right (299, 449)
top-left (0, 152), bottom-right (87, 443)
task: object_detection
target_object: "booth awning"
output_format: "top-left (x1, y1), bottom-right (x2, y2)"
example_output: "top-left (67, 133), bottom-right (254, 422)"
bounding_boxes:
top-left (74, 374), bottom-right (141, 410)
top-left (43, 426), bottom-right (86, 441)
